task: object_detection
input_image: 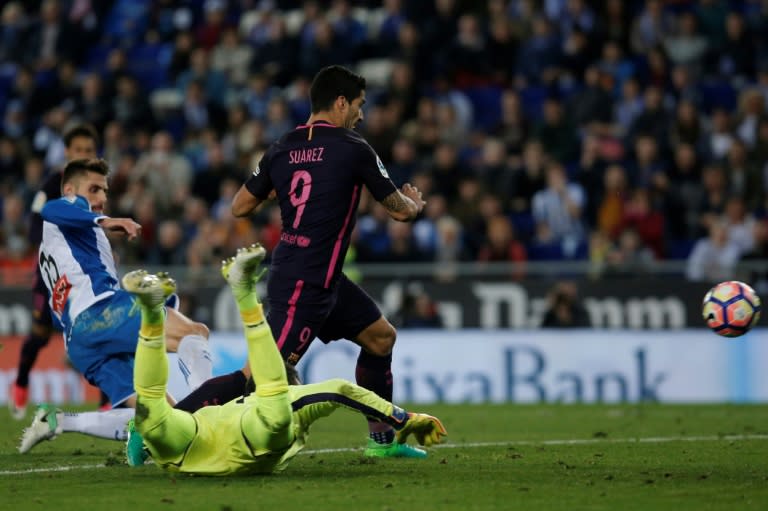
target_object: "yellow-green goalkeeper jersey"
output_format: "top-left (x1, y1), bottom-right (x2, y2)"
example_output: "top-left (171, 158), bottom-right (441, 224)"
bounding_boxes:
top-left (158, 395), bottom-right (307, 476)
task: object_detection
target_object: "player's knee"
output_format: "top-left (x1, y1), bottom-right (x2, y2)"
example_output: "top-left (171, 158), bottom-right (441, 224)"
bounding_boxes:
top-left (371, 324), bottom-right (396, 356)
top-left (190, 321), bottom-right (209, 339)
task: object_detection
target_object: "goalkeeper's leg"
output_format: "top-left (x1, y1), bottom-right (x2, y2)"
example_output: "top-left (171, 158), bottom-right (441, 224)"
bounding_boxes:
top-left (124, 270), bottom-right (197, 465)
top-left (223, 245), bottom-right (293, 451)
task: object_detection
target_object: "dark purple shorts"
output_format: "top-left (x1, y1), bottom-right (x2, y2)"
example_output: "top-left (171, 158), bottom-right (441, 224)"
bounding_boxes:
top-left (266, 272), bottom-right (382, 364)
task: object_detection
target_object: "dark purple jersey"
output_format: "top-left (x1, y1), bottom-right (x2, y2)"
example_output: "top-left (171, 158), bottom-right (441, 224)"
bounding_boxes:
top-left (245, 122), bottom-right (397, 288)
top-left (29, 171), bottom-right (63, 246)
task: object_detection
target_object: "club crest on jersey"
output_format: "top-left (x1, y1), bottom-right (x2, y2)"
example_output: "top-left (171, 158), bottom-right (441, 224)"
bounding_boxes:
top-left (376, 155), bottom-right (389, 178)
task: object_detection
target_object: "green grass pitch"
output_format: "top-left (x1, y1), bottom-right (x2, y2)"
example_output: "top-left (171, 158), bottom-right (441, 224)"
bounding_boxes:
top-left (1, 404), bottom-right (767, 511)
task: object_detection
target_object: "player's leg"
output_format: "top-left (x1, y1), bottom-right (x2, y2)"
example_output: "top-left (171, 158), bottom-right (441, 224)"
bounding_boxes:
top-left (162, 289), bottom-right (212, 391)
top-left (123, 270), bottom-right (197, 466)
top-left (289, 378), bottom-right (446, 448)
top-left (18, 404), bottom-right (136, 453)
top-left (319, 274), bottom-right (417, 457)
top-left (11, 278), bottom-right (53, 419)
top-left (222, 245), bottom-right (293, 451)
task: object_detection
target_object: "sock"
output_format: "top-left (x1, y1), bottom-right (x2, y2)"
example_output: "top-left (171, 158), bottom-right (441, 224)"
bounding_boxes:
top-left (173, 370), bottom-right (247, 412)
top-left (177, 334), bottom-right (212, 391)
top-left (134, 304), bottom-right (167, 401)
top-left (16, 333), bottom-right (50, 387)
top-left (356, 350), bottom-right (394, 440)
top-left (59, 408), bottom-right (135, 441)
top-left (242, 305), bottom-right (287, 395)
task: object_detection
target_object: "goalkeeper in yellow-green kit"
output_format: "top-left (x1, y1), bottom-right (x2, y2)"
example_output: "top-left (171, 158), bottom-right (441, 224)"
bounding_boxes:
top-left (124, 244), bottom-right (446, 476)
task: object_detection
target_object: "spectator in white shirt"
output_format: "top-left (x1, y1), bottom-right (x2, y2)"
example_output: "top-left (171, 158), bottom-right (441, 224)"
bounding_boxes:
top-left (686, 221), bottom-right (741, 282)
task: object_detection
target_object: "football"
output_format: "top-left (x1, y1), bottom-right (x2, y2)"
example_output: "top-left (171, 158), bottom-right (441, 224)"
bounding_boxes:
top-left (702, 281), bottom-right (762, 337)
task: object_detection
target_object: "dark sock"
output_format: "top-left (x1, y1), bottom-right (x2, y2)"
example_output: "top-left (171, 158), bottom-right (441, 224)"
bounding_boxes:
top-left (173, 370), bottom-right (248, 412)
top-left (355, 351), bottom-right (393, 401)
top-left (16, 334), bottom-right (51, 387)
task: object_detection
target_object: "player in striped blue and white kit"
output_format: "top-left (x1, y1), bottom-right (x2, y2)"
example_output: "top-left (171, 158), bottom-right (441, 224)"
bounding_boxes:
top-left (19, 158), bottom-right (213, 454)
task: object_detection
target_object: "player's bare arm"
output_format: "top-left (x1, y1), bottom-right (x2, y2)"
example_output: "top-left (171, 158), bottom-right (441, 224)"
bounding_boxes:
top-left (380, 183), bottom-right (426, 222)
top-left (232, 184), bottom-right (265, 217)
top-left (99, 218), bottom-right (142, 241)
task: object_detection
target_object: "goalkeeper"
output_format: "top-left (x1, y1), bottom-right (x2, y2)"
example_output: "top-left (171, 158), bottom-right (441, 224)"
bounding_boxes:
top-left (126, 244), bottom-right (446, 476)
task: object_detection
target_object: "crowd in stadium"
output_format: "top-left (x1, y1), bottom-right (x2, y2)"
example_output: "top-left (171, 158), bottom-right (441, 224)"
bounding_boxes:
top-left (1, 0), bottom-right (767, 282)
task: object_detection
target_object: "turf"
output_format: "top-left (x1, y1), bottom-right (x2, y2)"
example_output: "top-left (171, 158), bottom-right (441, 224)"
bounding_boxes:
top-left (2, 404), bottom-right (767, 511)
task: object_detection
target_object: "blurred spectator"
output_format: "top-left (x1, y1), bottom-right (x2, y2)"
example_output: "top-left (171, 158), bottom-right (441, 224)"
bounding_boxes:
top-left (686, 222), bottom-right (741, 282)
top-left (724, 139), bottom-right (763, 210)
top-left (493, 89), bottom-right (529, 154)
top-left (433, 215), bottom-right (469, 282)
top-left (211, 26), bottom-right (253, 87)
top-left (541, 281), bottom-right (591, 327)
top-left (477, 214), bottom-right (527, 280)
top-left (383, 220), bottom-right (423, 262)
top-left (0, 2), bottom-right (26, 64)
top-left (596, 164), bottom-right (629, 237)
top-left (516, 16), bottom-right (560, 86)
top-left (78, 73), bottom-right (112, 133)
top-left (603, 228), bottom-right (656, 278)
top-left (534, 97), bottom-right (578, 164)
top-left (196, 0), bottom-right (231, 50)
top-left (112, 76), bottom-right (155, 132)
top-left (713, 12), bottom-right (755, 81)
top-left (23, 0), bottom-right (79, 70)
top-left (148, 219), bottom-right (187, 265)
top-left (620, 187), bottom-right (665, 259)
top-left (192, 142), bottom-right (239, 207)
top-left (398, 283), bottom-right (442, 329)
top-left (132, 131), bottom-right (192, 216)
top-left (703, 107), bottom-right (735, 160)
top-left (662, 11), bottom-right (708, 70)
top-left (177, 47), bottom-right (228, 107)
top-left (532, 162), bottom-right (586, 252)
top-left (630, 0), bottom-right (673, 55)
top-left (721, 195), bottom-right (757, 255)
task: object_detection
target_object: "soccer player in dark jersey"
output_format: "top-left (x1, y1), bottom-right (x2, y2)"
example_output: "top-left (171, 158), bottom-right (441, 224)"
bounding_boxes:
top-left (228, 65), bottom-right (427, 458)
top-left (10, 125), bottom-right (105, 419)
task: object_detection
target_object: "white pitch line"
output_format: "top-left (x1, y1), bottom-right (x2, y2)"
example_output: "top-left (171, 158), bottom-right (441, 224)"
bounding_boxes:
top-left (300, 433), bottom-right (768, 455)
top-left (2, 434), bottom-right (767, 476)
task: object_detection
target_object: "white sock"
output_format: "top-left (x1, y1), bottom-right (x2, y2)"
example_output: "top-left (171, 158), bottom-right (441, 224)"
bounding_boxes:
top-left (177, 334), bottom-right (213, 391)
top-left (59, 408), bottom-right (135, 441)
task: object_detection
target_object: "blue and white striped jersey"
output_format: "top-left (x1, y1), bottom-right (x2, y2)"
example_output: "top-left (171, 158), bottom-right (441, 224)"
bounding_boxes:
top-left (39, 195), bottom-right (119, 335)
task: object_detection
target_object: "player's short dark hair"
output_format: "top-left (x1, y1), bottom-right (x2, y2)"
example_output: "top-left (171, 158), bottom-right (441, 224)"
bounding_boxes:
top-left (309, 65), bottom-right (366, 113)
top-left (62, 158), bottom-right (109, 186)
top-left (63, 124), bottom-right (99, 148)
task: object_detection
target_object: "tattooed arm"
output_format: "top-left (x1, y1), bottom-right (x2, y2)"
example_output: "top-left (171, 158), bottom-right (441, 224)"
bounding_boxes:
top-left (380, 183), bottom-right (426, 222)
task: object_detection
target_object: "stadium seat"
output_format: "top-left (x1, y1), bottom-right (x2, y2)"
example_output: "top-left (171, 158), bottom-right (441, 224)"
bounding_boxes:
top-left (667, 239), bottom-right (696, 260)
top-left (509, 212), bottom-right (535, 242)
top-left (465, 86), bottom-right (502, 130)
top-left (103, 0), bottom-right (151, 44)
top-left (127, 43), bottom-right (173, 91)
top-left (519, 86), bottom-right (548, 121)
top-left (84, 44), bottom-right (115, 73)
top-left (699, 80), bottom-right (737, 113)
